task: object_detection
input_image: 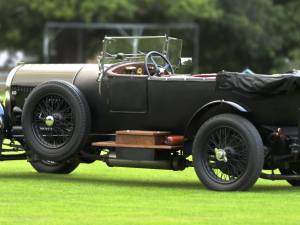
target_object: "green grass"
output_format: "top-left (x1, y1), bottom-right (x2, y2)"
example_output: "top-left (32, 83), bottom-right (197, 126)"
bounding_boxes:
top-left (0, 162), bottom-right (299, 225)
top-left (0, 91), bottom-right (298, 224)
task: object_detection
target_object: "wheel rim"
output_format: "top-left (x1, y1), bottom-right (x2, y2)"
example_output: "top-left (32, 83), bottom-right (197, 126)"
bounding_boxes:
top-left (32, 94), bottom-right (75, 149)
top-left (202, 126), bottom-right (248, 184)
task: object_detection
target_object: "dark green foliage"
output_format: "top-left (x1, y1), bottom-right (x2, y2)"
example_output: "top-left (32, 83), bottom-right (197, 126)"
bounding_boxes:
top-left (0, 0), bottom-right (299, 73)
top-left (199, 0), bottom-right (287, 73)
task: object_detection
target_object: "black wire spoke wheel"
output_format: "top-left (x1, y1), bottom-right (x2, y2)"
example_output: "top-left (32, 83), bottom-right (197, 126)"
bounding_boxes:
top-left (32, 94), bottom-right (75, 148)
top-left (22, 81), bottom-right (91, 161)
top-left (205, 126), bottom-right (248, 184)
top-left (192, 114), bottom-right (264, 191)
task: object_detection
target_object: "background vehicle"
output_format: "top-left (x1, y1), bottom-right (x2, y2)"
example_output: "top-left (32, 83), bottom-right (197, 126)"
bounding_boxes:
top-left (2, 36), bottom-right (300, 191)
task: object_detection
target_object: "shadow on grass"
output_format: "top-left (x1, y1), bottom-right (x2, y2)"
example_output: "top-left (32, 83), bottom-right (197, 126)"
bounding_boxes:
top-left (0, 171), bottom-right (202, 190)
top-left (0, 171), bottom-right (297, 192)
top-left (252, 184), bottom-right (297, 192)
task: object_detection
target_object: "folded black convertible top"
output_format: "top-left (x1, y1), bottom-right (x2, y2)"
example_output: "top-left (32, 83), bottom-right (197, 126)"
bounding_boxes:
top-left (216, 71), bottom-right (300, 95)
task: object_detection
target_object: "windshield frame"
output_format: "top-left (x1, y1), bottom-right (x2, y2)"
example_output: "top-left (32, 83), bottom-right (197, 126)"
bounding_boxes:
top-left (99, 36), bottom-right (182, 72)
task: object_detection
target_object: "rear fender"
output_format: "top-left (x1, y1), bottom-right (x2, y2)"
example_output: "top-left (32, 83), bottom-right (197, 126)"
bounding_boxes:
top-left (184, 100), bottom-right (249, 140)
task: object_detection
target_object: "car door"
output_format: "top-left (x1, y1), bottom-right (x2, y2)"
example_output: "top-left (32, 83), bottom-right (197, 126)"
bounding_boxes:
top-left (107, 74), bottom-right (148, 113)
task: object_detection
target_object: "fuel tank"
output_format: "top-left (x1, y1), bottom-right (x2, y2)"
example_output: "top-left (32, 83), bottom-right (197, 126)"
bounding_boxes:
top-left (6, 64), bottom-right (100, 121)
top-left (10, 64), bottom-right (85, 86)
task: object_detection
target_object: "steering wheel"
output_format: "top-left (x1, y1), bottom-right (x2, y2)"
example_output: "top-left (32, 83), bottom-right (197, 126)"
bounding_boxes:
top-left (145, 51), bottom-right (175, 76)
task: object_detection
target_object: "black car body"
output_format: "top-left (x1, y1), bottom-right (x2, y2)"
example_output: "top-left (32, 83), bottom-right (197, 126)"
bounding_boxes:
top-left (2, 36), bottom-right (300, 191)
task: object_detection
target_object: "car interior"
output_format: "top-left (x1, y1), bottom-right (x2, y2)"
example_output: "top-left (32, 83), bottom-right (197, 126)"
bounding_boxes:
top-left (106, 62), bottom-right (217, 80)
top-left (105, 51), bottom-right (217, 80)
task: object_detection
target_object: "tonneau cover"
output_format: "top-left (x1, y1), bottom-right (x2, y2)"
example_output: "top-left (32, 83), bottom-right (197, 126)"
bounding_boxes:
top-left (216, 71), bottom-right (300, 95)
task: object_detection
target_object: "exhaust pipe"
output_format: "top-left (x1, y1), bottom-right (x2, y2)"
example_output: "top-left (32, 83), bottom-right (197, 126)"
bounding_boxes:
top-left (106, 155), bottom-right (188, 171)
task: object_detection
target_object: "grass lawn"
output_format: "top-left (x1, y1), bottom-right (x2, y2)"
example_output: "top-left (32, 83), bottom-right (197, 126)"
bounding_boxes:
top-left (0, 161), bottom-right (299, 225)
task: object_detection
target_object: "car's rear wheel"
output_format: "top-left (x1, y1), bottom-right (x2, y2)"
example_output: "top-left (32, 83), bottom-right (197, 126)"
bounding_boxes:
top-left (192, 113), bottom-right (264, 191)
top-left (22, 80), bottom-right (91, 161)
top-left (30, 159), bottom-right (80, 174)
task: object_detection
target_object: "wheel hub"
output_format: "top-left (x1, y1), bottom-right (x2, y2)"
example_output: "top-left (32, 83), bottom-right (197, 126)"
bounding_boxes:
top-left (214, 148), bottom-right (228, 162)
top-left (45, 115), bottom-right (55, 127)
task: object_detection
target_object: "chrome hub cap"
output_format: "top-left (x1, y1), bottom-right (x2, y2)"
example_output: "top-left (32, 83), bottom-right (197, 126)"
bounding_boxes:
top-left (214, 148), bottom-right (228, 162)
top-left (45, 115), bottom-right (54, 127)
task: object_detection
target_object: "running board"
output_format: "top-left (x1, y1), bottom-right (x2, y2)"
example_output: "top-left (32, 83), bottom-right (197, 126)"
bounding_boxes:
top-left (260, 172), bottom-right (300, 180)
top-left (91, 141), bottom-right (182, 150)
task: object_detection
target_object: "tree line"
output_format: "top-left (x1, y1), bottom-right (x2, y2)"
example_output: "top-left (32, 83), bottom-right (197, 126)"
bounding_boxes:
top-left (0, 0), bottom-right (299, 73)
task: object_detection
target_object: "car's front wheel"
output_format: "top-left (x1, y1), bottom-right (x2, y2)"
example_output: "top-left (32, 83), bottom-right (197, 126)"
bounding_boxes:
top-left (22, 80), bottom-right (91, 161)
top-left (192, 113), bottom-right (264, 191)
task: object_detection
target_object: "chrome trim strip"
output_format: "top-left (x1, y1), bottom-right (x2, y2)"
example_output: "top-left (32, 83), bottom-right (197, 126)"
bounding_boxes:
top-left (5, 65), bottom-right (24, 117)
top-left (148, 75), bottom-right (216, 82)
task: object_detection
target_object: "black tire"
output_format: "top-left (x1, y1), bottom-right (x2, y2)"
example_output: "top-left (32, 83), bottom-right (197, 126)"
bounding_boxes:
top-left (192, 113), bottom-right (264, 191)
top-left (22, 80), bottom-right (91, 161)
top-left (280, 168), bottom-right (300, 186)
top-left (79, 146), bottom-right (99, 164)
top-left (30, 159), bottom-right (80, 174)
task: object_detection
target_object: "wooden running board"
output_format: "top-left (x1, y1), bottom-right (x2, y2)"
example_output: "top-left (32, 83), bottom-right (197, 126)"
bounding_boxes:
top-left (91, 141), bottom-right (182, 150)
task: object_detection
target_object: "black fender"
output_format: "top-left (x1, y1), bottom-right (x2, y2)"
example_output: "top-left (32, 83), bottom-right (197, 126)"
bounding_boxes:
top-left (184, 100), bottom-right (249, 140)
